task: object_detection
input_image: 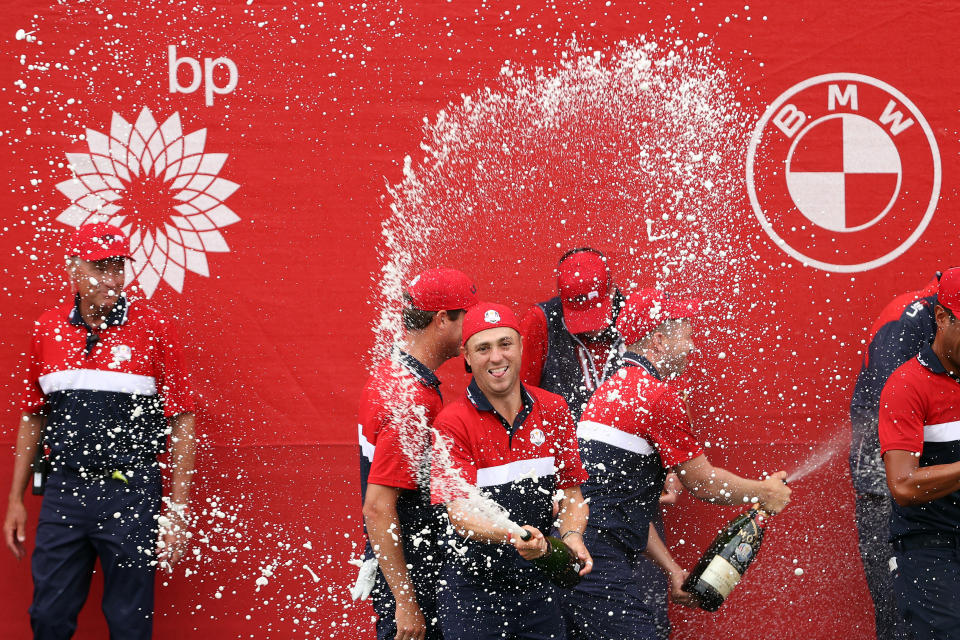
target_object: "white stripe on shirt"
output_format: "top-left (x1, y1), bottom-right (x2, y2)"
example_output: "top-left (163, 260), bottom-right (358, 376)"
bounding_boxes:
top-left (577, 420), bottom-right (656, 455)
top-left (358, 423), bottom-right (376, 462)
top-left (924, 420), bottom-right (960, 443)
top-left (476, 457), bottom-right (556, 487)
top-left (38, 369), bottom-right (157, 396)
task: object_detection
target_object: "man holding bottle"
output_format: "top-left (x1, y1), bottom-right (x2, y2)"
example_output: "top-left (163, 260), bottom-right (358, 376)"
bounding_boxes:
top-left (880, 267), bottom-right (960, 640)
top-left (561, 289), bottom-right (792, 640)
top-left (430, 302), bottom-right (591, 640)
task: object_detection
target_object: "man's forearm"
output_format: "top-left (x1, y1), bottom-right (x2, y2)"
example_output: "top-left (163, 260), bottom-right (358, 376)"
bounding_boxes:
top-left (556, 486), bottom-right (588, 536)
top-left (364, 489), bottom-right (417, 606)
top-left (168, 413), bottom-right (196, 504)
top-left (7, 414), bottom-right (45, 503)
top-left (643, 524), bottom-right (682, 576)
top-left (446, 499), bottom-right (518, 544)
top-left (679, 456), bottom-right (765, 505)
top-left (886, 457), bottom-right (960, 506)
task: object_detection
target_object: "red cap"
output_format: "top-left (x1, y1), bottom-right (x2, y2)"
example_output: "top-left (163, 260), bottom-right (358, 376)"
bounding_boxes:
top-left (461, 302), bottom-right (520, 346)
top-left (664, 294), bottom-right (702, 320)
top-left (938, 267), bottom-right (960, 314)
top-left (616, 289), bottom-right (703, 346)
top-left (558, 251), bottom-right (612, 334)
top-left (65, 223), bottom-right (133, 261)
top-left (616, 289), bottom-right (666, 346)
top-left (408, 268), bottom-right (478, 311)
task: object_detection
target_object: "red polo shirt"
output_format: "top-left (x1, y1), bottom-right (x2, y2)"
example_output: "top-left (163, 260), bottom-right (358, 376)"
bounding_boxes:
top-left (359, 351), bottom-right (443, 491)
top-left (579, 362), bottom-right (703, 467)
top-left (430, 380), bottom-right (588, 506)
top-left (429, 379), bottom-right (588, 589)
top-left (19, 295), bottom-right (193, 471)
top-left (879, 343), bottom-right (960, 538)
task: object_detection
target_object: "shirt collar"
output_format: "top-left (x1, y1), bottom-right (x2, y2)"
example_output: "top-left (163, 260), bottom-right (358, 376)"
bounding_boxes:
top-left (395, 349), bottom-right (441, 392)
top-left (622, 351), bottom-right (662, 380)
top-left (917, 342), bottom-right (960, 382)
top-left (466, 378), bottom-right (535, 435)
top-left (68, 294), bottom-right (129, 329)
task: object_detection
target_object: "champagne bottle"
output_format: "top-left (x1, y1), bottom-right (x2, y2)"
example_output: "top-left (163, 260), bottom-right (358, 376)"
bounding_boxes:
top-left (519, 530), bottom-right (583, 588)
top-left (682, 506), bottom-right (768, 611)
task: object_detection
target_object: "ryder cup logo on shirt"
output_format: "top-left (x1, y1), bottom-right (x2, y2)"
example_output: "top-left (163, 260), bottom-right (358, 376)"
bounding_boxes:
top-left (746, 74), bottom-right (941, 272)
top-left (529, 428), bottom-right (546, 446)
top-left (109, 344), bottom-right (132, 369)
top-left (55, 107), bottom-right (241, 297)
top-left (484, 309), bottom-right (501, 324)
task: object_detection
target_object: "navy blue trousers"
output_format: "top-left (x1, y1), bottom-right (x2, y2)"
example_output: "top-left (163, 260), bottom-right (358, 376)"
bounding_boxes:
top-left (891, 547), bottom-right (960, 640)
top-left (438, 574), bottom-right (565, 640)
top-left (371, 552), bottom-right (442, 640)
top-left (30, 467), bottom-right (161, 640)
top-left (635, 515), bottom-right (669, 640)
top-left (855, 493), bottom-right (909, 640)
top-left (562, 527), bottom-right (658, 640)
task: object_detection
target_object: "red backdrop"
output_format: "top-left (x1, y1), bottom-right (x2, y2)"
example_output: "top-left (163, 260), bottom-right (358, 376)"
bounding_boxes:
top-left (1, 1), bottom-right (958, 638)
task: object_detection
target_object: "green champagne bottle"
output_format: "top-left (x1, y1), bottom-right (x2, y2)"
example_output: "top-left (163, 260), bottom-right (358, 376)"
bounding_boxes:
top-left (682, 506), bottom-right (768, 611)
top-left (519, 530), bottom-right (583, 588)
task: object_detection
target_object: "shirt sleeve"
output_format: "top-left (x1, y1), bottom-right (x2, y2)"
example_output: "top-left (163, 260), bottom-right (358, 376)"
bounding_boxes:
top-left (367, 387), bottom-right (437, 490)
top-left (552, 398), bottom-right (589, 489)
top-left (155, 317), bottom-right (196, 417)
top-left (519, 306), bottom-right (548, 387)
top-left (430, 413), bottom-right (478, 504)
top-left (19, 323), bottom-right (46, 415)
top-left (367, 419), bottom-right (419, 490)
top-left (879, 368), bottom-right (925, 455)
top-left (647, 389), bottom-right (703, 467)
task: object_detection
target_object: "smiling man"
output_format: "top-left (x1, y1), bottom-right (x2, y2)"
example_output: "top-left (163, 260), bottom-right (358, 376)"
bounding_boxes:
top-left (2, 223), bottom-right (196, 640)
top-left (431, 302), bottom-right (591, 640)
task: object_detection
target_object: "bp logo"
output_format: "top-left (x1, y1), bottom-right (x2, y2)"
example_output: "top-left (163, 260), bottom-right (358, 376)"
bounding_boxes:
top-left (746, 74), bottom-right (941, 272)
top-left (56, 107), bottom-right (240, 297)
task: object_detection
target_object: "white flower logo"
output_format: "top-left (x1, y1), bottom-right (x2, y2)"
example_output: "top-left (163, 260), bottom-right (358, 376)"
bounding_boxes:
top-left (55, 107), bottom-right (240, 297)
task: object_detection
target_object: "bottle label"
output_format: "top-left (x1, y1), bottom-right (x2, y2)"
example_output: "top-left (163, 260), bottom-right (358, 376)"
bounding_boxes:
top-left (699, 555), bottom-right (742, 599)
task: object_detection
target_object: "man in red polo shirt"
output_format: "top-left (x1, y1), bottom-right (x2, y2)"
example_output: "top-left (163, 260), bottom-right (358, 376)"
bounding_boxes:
top-left (3, 223), bottom-right (196, 639)
top-left (358, 268), bottom-right (478, 640)
top-left (563, 289), bottom-right (791, 640)
top-left (431, 302), bottom-right (591, 640)
top-left (881, 267), bottom-right (960, 640)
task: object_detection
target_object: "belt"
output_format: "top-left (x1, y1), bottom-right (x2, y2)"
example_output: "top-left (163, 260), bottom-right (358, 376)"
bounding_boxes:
top-left (892, 533), bottom-right (960, 552)
top-left (58, 463), bottom-right (158, 483)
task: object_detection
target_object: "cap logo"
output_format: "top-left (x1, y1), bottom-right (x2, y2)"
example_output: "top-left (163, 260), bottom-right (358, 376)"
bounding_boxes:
top-left (484, 309), bottom-right (501, 324)
top-left (587, 291), bottom-right (599, 300)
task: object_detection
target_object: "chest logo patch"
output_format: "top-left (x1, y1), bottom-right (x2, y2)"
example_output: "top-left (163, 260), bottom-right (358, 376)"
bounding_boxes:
top-left (109, 344), bottom-right (133, 369)
top-left (529, 428), bottom-right (546, 446)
